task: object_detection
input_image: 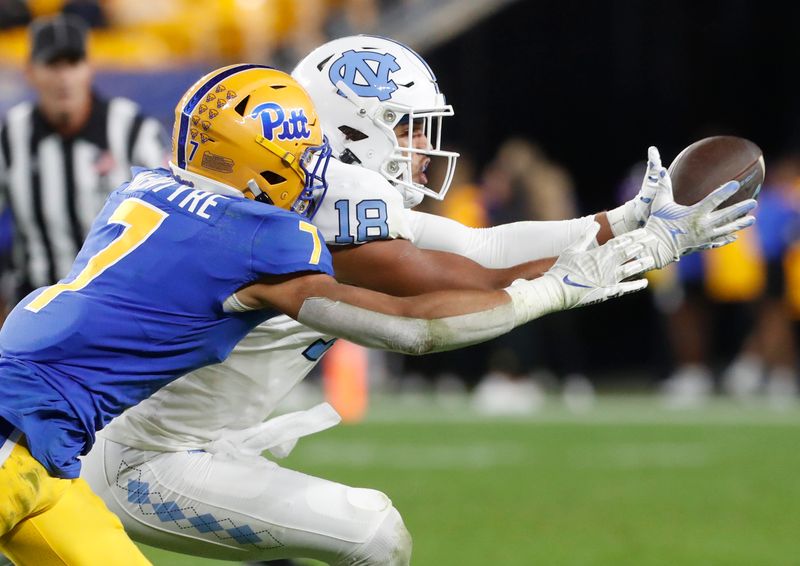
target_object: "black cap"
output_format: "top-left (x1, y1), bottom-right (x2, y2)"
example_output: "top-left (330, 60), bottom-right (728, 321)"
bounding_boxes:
top-left (29, 14), bottom-right (88, 64)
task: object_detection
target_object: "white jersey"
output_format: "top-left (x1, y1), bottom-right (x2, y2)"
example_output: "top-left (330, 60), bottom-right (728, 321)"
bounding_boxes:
top-left (101, 158), bottom-right (595, 452)
top-left (313, 158), bottom-right (413, 245)
top-left (101, 159), bottom-right (411, 452)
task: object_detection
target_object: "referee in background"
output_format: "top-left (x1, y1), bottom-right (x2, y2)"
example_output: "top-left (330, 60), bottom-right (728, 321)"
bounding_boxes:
top-left (0, 13), bottom-right (168, 311)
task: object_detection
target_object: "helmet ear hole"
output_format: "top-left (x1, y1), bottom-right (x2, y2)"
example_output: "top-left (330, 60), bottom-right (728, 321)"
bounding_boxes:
top-left (234, 95), bottom-right (251, 117)
top-left (261, 170), bottom-right (287, 185)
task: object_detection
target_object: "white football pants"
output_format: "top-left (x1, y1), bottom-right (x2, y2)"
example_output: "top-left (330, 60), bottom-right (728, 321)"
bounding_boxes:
top-left (81, 437), bottom-right (411, 565)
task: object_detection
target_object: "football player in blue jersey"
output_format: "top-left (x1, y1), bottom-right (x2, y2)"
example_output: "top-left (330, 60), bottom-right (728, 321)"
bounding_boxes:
top-left (72, 39), bottom-right (759, 566)
top-left (0, 63), bottom-right (669, 565)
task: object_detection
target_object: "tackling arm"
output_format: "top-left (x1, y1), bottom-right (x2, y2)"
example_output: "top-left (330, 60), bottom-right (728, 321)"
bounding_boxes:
top-left (231, 224), bottom-right (653, 355)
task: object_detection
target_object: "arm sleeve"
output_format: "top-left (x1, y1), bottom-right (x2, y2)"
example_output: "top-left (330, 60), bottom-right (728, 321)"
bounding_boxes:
top-left (295, 274), bottom-right (565, 355)
top-left (405, 210), bottom-right (598, 268)
top-left (131, 116), bottom-right (169, 169)
top-left (297, 296), bottom-right (516, 355)
top-left (251, 210), bottom-right (334, 277)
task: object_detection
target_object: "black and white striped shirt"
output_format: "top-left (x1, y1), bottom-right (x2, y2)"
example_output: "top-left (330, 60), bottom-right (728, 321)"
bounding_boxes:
top-left (0, 94), bottom-right (167, 300)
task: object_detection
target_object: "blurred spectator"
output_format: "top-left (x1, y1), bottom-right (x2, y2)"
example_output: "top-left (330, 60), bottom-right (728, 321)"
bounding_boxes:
top-left (0, 14), bottom-right (168, 314)
top-left (472, 138), bottom-right (594, 414)
top-left (0, 0), bottom-right (389, 68)
top-left (276, 0), bottom-right (381, 68)
top-left (721, 152), bottom-right (800, 406)
top-left (658, 235), bottom-right (761, 407)
top-left (436, 153), bottom-right (487, 228)
top-left (0, 0), bottom-right (30, 29)
top-left (62, 0), bottom-right (107, 28)
top-left (397, 152), bottom-right (490, 395)
top-left (658, 151), bottom-right (800, 408)
top-left (327, 0), bottom-right (380, 41)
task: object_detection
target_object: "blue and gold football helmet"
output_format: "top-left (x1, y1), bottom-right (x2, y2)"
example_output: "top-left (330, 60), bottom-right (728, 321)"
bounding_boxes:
top-left (170, 64), bottom-right (331, 218)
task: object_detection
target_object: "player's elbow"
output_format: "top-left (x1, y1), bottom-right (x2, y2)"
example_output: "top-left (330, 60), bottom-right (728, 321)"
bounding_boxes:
top-left (380, 320), bottom-right (439, 355)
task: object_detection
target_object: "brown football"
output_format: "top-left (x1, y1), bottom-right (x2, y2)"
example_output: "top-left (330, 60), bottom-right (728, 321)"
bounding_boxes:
top-left (667, 136), bottom-right (765, 207)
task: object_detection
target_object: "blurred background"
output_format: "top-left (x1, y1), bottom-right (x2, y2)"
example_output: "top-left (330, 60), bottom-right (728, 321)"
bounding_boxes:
top-left (2, 1), bottom-right (800, 564)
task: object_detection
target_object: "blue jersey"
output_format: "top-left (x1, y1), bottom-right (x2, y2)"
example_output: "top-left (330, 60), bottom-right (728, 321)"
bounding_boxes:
top-left (0, 168), bottom-right (332, 478)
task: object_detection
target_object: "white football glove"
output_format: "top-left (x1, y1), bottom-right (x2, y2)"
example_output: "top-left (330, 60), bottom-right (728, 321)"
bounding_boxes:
top-left (641, 159), bottom-right (758, 269)
top-left (505, 223), bottom-right (655, 324)
top-left (606, 146), bottom-right (664, 236)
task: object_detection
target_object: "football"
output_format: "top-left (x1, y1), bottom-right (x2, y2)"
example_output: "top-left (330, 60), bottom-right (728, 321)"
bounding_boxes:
top-left (667, 136), bottom-right (765, 207)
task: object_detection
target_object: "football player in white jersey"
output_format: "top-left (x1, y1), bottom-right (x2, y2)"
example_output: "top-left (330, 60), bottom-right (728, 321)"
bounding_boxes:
top-left (79, 37), bottom-right (756, 565)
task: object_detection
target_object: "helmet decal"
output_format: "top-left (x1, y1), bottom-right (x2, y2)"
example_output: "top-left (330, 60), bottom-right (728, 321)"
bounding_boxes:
top-left (176, 63), bottom-right (270, 169)
top-left (328, 50), bottom-right (400, 101)
top-left (172, 65), bottom-right (331, 217)
top-left (293, 36), bottom-right (459, 203)
top-left (250, 102), bottom-right (313, 141)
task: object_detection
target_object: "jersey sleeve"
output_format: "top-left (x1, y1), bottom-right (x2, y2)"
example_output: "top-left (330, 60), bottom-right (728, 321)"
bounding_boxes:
top-left (251, 209), bottom-right (333, 277)
top-left (405, 209), bottom-right (598, 267)
top-left (313, 159), bottom-right (413, 245)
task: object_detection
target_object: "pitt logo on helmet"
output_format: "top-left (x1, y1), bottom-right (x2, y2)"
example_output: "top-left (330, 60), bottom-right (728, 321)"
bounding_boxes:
top-left (250, 102), bottom-right (312, 141)
top-left (170, 64), bottom-right (331, 219)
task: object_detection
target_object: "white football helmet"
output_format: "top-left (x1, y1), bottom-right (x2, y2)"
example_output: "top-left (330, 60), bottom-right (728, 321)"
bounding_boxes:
top-left (292, 35), bottom-right (459, 207)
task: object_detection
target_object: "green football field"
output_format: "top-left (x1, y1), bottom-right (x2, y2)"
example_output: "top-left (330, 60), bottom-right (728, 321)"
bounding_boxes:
top-left (137, 395), bottom-right (800, 566)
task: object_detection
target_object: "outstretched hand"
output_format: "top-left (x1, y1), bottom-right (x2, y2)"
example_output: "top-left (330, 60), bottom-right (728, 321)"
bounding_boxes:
top-left (606, 146), bottom-right (664, 236)
top-left (641, 150), bottom-right (758, 269)
top-left (537, 222), bottom-right (654, 309)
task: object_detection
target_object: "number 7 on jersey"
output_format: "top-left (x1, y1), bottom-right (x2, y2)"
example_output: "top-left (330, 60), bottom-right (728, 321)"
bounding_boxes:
top-left (25, 199), bottom-right (168, 313)
top-left (299, 221), bottom-right (322, 265)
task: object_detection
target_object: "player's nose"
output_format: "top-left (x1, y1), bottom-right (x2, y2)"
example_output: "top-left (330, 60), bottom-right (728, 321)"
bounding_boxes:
top-left (413, 133), bottom-right (431, 150)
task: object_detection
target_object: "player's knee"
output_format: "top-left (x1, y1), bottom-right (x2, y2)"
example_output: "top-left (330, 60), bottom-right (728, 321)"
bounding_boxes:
top-left (338, 506), bottom-right (412, 566)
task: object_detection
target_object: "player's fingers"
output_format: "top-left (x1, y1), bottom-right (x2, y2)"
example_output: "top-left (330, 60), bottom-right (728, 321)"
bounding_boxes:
top-left (707, 198), bottom-right (758, 226)
top-left (709, 215), bottom-right (756, 239)
top-left (617, 256), bottom-right (656, 280)
top-left (612, 239), bottom-right (646, 265)
top-left (698, 180), bottom-right (741, 212)
top-left (650, 166), bottom-right (674, 208)
top-left (612, 228), bottom-right (654, 258)
top-left (708, 234), bottom-right (738, 248)
top-left (647, 146), bottom-right (662, 171)
top-left (642, 146), bottom-right (662, 189)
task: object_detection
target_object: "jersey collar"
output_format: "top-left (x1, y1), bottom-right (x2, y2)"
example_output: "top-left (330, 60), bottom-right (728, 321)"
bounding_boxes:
top-left (168, 162), bottom-right (244, 198)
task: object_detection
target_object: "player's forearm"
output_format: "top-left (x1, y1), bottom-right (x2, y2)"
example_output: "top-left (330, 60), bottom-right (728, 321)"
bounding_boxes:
top-left (295, 276), bottom-right (564, 355)
top-left (236, 273), bottom-right (568, 355)
top-left (332, 242), bottom-right (555, 296)
top-left (491, 257), bottom-right (556, 288)
top-left (407, 210), bottom-right (598, 267)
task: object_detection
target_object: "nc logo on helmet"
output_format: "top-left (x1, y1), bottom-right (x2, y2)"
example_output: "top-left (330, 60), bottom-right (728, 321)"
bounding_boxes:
top-left (250, 102), bottom-right (312, 141)
top-left (328, 50), bottom-right (400, 102)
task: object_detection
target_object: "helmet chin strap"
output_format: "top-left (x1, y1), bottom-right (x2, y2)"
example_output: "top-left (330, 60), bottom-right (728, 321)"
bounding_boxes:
top-left (245, 179), bottom-right (274, 204)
